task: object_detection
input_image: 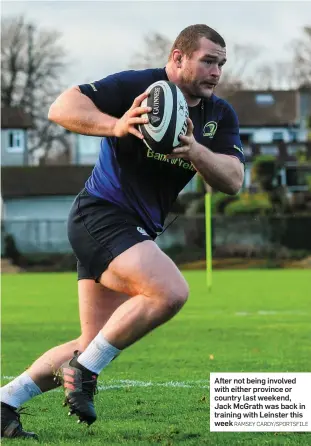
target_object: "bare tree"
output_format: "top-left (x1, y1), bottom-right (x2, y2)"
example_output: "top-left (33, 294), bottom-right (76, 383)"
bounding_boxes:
top-left (1, 15), bottom-right (69, 162)
top-left (243, 25), bottom-right (311, 90)
top-left (128, 32), bottom-right (171, 69)
top-left (292, 25), bottom-right (311, 87)
top-left (216, 43), bottom-right (262, 96)
top-left (245, 61), bottom-right (297, 90)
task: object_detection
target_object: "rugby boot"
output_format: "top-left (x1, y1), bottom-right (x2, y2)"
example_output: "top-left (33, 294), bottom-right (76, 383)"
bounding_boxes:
top-left (56, 350), bottom-right (98, 426)
top-left (1, 402), bottom-right (38, 439)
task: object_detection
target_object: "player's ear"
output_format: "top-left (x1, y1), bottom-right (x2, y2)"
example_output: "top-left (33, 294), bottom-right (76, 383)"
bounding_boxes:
top-left (172, 50), bottom-right (183, 67)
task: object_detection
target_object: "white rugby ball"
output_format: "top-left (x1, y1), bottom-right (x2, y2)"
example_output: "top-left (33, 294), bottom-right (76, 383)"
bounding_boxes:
top-left (139, 80), bottom-right (189, 155)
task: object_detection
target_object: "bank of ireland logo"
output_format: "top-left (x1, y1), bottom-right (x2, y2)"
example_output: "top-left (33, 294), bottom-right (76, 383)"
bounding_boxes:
top-left (203, 121), bottom-right (218, 138)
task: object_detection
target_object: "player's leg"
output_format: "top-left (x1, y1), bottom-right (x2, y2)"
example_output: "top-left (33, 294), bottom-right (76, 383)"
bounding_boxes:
top-left (67, 189), bottom-right (189, 352)
top-left (77, 278), bottom-right (130, 351)
top-left (60, 240), bottom-right (189, 426)
top-left (59, 190), bottom-right (189, 425)
top-left (1, 275), bottom-right (129, 438)
top-left (99, 240), bottom-right (189, 348)
top-left (27, 278), bottom-right (129, 390)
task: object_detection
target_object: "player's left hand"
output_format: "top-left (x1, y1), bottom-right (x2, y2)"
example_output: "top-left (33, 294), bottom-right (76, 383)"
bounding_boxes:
top-left (166, 118), bottom-right (200, 160)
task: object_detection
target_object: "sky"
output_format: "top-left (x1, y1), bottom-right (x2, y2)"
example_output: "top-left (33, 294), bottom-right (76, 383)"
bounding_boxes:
top-left (2, 0), bottom-right (311, 87)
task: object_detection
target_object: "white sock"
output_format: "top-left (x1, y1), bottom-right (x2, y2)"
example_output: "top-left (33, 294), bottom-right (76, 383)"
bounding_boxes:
top-left (77, 331), bottom-right (121, 375)
top-left (1, 372), bottom-right (42, 408)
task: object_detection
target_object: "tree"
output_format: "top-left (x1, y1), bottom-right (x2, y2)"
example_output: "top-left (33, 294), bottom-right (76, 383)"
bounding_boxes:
top-left (129, 32), bottom-right (171, 69)
top-left (245, 61), bottom-right (297, 90)
top-left (243, 25), bottom-right (311, 90)
top-left (216, 43), bottom-right (262, 96)
top-left (1, 15), bottom-right (69, 162)
top-left (292, 26), bottom-right (311, 87)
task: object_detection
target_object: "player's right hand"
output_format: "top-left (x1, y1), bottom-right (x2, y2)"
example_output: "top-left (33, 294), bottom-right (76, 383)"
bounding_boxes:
top-left (113, 92), bottom-right (151, 140)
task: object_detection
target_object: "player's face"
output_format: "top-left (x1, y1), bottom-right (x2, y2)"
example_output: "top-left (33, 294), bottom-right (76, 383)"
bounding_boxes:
top-left (180, 38), bottom-right (226, 99)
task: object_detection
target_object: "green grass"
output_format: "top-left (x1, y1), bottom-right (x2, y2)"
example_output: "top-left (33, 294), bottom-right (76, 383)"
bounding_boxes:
top-left (1, 270), bottom-right (311, 445)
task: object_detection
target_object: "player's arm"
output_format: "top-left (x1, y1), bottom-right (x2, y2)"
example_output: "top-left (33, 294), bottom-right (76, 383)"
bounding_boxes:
top-left (168, 106), bottom-right (245, 195)
top-left (48, 86), bottom-right (118, 136)
top-left (189, 143), bottom-right (243, 195)
top-left (48, 80), bottom-right (150, 139)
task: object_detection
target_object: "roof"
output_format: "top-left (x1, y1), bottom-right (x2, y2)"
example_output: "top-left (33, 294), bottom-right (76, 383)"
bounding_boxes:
top-left (1, 166), bottom-right (93, 198)
top-left (225, 90), bottom-right (299, 127)
top-left (1, 107), bottom-right (34, 129)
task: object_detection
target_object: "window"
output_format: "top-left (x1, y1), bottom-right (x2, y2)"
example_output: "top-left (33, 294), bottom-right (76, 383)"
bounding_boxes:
top-left (255, 94), bottom-right (274, 106)
top-left (273, 131), bottom-right (284, 142)
top-left (7, 130), bottom-right (24, 153)
top-left (260, 145), bottom-right (279, 156)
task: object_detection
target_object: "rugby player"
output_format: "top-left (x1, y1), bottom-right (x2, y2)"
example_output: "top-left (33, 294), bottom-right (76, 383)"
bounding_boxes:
top-left (1, 24), bottom-right (244, 438)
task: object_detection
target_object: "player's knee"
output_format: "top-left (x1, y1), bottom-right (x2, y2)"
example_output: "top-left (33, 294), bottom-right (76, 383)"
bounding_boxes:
top-left (163, 279), bottom-right (189, 315)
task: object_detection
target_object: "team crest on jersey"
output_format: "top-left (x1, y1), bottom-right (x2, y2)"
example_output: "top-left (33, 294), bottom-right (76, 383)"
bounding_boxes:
top-left (203, 121), bottom-right (218, 138)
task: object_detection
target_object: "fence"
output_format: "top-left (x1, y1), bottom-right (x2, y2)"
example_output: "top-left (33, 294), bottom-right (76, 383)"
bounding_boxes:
top-left (2, 215), bottom-right (311, 259)
top-left (2, 220), bottom-right (71, 254)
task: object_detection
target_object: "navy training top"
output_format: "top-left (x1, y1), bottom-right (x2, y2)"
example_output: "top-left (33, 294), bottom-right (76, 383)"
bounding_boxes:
top-left (79, 68), bottom-right (245, 236)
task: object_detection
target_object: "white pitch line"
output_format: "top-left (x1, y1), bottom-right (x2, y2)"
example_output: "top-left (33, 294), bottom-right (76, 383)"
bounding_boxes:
top-left (235, 311), bottom-right (309, 316)
top-left (1, 377), bottom-right (210, 389)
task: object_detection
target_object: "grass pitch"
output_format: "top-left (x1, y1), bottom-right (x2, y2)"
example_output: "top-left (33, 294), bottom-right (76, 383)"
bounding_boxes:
top-left (1, 270), bottom-right (311, 445)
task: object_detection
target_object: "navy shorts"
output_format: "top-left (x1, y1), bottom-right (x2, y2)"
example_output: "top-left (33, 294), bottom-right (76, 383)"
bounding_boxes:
top-left (67, 189), bottom-right (155, 282)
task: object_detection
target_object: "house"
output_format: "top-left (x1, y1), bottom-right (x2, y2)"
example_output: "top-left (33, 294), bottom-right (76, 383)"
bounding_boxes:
top-left (1, 165), bottom-right (92, 254)
top-left (227, 87), bottom-right (311, 151)
top-left (1, 107), bottom-right (33, 166)
top-left (226, 86), bottom-right (311, 191)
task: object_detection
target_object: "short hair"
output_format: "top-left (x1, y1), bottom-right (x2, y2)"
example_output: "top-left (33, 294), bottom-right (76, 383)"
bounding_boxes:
top-left (169, 24), bottom-right (226, 59)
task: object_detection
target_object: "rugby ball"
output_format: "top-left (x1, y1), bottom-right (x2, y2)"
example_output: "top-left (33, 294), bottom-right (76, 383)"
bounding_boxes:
top-left (139, 80), bottom-right (189, 154)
